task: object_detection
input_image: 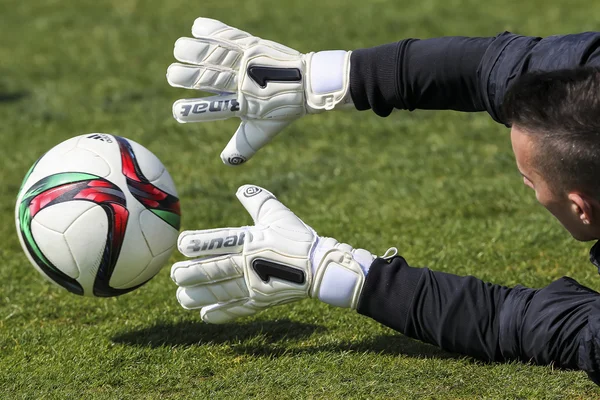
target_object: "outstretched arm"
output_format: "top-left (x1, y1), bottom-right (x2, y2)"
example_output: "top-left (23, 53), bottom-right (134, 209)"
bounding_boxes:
top-left (350, 32), bottom-right (600, 123)
top-left (170, 184), bottom-right (600, 384)
top-left (168, 19), bottom-right (600, 163)
top-left (358, 255), bottom-right (600, 384)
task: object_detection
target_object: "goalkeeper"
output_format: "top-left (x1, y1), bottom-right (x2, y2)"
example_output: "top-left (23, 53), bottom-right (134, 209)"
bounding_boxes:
top-left (167, 18), bottom-right (600, 383)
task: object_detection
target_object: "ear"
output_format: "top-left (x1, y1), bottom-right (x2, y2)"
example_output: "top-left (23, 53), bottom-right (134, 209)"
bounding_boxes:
top-left (568, 192), bottom-right (599, 225)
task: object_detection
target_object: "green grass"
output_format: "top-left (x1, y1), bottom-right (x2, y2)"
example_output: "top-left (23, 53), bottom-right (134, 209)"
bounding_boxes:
top-left (1, 0), bottom-right (600, 398)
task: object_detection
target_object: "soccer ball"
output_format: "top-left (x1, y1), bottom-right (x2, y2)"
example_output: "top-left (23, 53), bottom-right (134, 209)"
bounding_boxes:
top-left (15, 133), bottom-right (181, 297)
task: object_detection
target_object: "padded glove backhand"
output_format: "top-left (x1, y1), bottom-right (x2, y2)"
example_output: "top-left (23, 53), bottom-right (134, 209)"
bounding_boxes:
top-left (170, 185), bottom-right (375, 324)
top-left (167, 18), bottom-right (352, 166)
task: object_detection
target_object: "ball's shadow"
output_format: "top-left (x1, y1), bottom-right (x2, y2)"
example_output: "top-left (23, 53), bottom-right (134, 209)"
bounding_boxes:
top-left (112, 319), bottom-right (461, 361)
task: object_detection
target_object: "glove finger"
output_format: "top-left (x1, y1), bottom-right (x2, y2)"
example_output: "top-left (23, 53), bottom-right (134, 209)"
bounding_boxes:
top-left (220, 119), bottom-right (291, 166)
top-left (172, 94), bottom-right (240, 123)
top-left (175, 276), bottom-right (248, 310)
top-left (167, 62), bottom-right (237, 93)
top-left (171, 254), bottom-right (243, 286)
top-left (178, 227), bottom-right (248, 258)
top-left (191, 18), bottom-right (254, 45)
top-left (200, 300), bottom-right (259, 324)
top-left (173, 37), bottom-right (243, 70)
top-left (176, 281), bottom-right (248, 309)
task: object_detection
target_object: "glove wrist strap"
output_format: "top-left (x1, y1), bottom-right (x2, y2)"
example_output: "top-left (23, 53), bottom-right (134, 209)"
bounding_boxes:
top-left (311, 248), bottom-right (367, 309)
top-left (305, 50), bottom-right (353, 112)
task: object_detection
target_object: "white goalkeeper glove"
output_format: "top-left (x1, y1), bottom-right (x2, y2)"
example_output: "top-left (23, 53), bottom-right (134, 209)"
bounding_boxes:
top-left (170, 184), bottom-right (378, 324)
top-left (166, 18), bottom-right (352, 166)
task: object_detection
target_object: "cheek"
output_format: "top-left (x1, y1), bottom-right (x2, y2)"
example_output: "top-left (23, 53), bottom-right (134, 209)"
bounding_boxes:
top-left (535, 190), bottom-right (579, 231)
top-left (535, 189), bottom-right (565, 218)
top-left (534, 189), bottom-right (550, 207)
top-left (532, 182), bottom-right (560, 208)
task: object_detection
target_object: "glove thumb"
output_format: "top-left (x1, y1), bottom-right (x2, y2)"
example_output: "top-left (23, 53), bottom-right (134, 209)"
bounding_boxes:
top-left (235, 185), bottom-right (313, 242)
top-left (220, 119), bottom-right (292, 166)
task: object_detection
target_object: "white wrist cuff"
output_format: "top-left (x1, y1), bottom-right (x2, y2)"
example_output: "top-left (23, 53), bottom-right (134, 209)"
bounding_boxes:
top-left (311, 248), bottom-right (368, 309)
top-left (305, 50), bottom-right (353, 111)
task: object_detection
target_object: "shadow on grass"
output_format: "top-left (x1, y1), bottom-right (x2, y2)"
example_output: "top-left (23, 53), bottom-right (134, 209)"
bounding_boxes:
top-left (236, 334), bottom-right (461, 360)
top-left (0, 91), bottom-right (29, 103)
top-left (112, 319), bottom-right (326, 347)
top-left (112, 320), bottom-right (461, 361)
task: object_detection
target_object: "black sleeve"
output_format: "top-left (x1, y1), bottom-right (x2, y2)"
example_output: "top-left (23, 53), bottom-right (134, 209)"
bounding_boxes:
top-left (357, 256), bottom-right (600, 384)
top-left (349, 32), bottom-right (600, 123)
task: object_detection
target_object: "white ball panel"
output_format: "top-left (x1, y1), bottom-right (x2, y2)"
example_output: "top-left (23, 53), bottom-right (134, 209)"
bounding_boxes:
top-left (150, 168), bottom-right (178, 197)
top-left (34, 201), bottom-right (96, 234)
top-left (64, 205), bottom-right (108, 293)
top-left (126, 139), bottom-right (165, 182)
top-left (108, 219), bottom-right (153, 288)
top-left (31, 219), bottom-right (79, 279)
top-left (43, 147), bottom-right (110, 179)
top-left (139, 209), bottom-right (179, 256)
top-left (75, 134), bottom-right (122, 172)
top-left (65, 148), bottom-right (111, 178)
top-left (112, 245), bottom-right (174, 289)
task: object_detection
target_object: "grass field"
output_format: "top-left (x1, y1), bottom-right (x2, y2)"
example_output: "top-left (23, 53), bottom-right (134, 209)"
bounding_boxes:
top-left (2, 0), bottom-right (600, 398)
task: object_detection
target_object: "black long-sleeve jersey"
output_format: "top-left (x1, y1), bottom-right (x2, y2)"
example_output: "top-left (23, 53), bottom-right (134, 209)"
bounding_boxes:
top-left (349, 32), bottom-right (600, 384)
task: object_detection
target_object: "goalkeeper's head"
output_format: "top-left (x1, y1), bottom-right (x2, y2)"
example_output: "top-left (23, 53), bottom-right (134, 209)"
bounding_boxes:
top-left (504, 67), bottom-right (600, 241)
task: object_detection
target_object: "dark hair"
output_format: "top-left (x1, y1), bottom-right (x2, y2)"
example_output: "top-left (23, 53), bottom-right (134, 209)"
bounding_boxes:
top-left (503, 67), bottom-right (600, 197)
